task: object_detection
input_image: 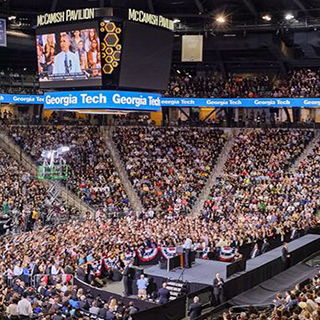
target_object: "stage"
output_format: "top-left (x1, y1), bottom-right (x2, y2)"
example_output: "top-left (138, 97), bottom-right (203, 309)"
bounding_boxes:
top-left (144, 234), bottom-right (320, 300)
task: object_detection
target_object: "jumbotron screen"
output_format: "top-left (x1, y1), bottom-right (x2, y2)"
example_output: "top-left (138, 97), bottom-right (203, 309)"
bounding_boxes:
top-left (36, 22), bottom-right (102, 88)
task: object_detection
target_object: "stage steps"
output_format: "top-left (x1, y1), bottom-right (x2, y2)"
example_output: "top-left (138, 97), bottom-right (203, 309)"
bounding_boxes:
top-left (166, 281), bottom-right (187, 301)
top-left (191, 128), bottom-right (238, 216)
top-left (102, 126), bottom-right (144, 214)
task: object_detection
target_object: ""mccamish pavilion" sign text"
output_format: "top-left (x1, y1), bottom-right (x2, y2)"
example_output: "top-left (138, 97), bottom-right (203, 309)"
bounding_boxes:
top-left (37, 8), bottom-right (95, 27)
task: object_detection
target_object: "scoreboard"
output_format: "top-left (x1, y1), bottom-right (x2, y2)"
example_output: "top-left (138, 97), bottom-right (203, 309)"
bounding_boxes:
top-left (36, 7), bottom-right (174, 91)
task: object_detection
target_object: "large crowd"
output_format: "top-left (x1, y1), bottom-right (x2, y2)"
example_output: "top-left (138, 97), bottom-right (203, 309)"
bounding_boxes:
top-left (0, 145), bottom-right (67, 235)
top-left (202, 129), bottom-right (319, 250)
top-left (113, 127), bottom-right (226, 214)
top-left (165, 68), bottom-right (320, 99)
top-left (8, 126), bottom-right (131, 216)
top-left (165, 74), bottom-right (271, 98)
top-left (0, 121), bottom-right (319, 320)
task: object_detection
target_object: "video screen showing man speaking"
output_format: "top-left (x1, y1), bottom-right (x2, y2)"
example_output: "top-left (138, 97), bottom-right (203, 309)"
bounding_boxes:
top-left (37, 23), bottom-right (102, 88)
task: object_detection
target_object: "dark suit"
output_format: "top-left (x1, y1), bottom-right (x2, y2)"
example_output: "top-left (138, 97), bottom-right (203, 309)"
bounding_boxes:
top-left (282, 247), bottom-right (290, 270)
top-left (76, 266), bottom-right (86, 282)
top-left (106, 310), bottom-right (116, 320)
top-left (290, 229), bottom-right (299, 240)
top-left (188, 302), bottom-right (202, 319)
top-left (98, 307), bottom-right (108, 318)
top-left (213, 277), bottom-right (224, 305)
top-left (261, 241), bottom-right (270, 254)
top-left (158, 287), bottom-right (170, 305)
top-left (123, 265), bottom-right (133, 296)
top-left (250, 248), bottom-right (260, 259)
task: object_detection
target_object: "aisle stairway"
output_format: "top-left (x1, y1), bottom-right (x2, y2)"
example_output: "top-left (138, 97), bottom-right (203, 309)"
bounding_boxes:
top-left (191, 129), bottom-right (238, 216)
top-left (290, 129), bottom-right (320, 173)
top-left (102, 127), bottom-right (144, 214)
top-left (0, 131), bottom-right (95, 217)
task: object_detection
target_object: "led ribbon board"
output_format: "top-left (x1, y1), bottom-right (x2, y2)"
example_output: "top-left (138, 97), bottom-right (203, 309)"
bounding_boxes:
top-left (44, 90), bottom-right (161, 111)
top-left (160, 98), bottom-right (320, 108)
top-left (0, 94), bottom-right (44, 104)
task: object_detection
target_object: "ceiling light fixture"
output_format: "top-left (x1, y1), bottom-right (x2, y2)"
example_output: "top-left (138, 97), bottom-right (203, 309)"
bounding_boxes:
top-left (216, 15), bottom-right (226, 24)
top-left (285, 13), bottom-right (294, 20)
top-left (262, 14), bottom-right (272, 22)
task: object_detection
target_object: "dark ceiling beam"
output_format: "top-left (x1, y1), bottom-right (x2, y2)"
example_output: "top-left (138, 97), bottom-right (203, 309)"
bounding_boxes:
top-left (241, 0), bottom-right (258, 18)
top-left (292, 0), bottom-right (307, 13)
top-left (50, 0), bottom-right (59, 12)
top-left (194, 0), bottom-right (204, 13)
top-left (147, 0), bottom-right (155, 13)
top-left (99, 0), bottom-right (105, 7)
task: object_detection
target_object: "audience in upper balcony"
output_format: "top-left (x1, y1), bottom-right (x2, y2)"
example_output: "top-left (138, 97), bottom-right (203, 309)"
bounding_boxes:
top-left (165, 68), bottom-right (320, 100)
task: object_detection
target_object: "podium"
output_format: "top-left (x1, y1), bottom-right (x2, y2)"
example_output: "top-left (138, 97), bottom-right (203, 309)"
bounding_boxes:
top-left (165, 248), bottom-right (196, 271)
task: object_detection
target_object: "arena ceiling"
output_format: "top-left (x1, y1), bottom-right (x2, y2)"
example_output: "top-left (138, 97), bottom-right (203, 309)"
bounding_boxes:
top-left (1, 0), bottom-right (320, 73)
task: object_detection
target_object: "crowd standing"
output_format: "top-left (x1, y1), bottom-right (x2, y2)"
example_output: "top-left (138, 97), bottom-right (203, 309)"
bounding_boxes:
top-left (202, 129), bottom-right (319, 252)
top-left (165, 68), bottom-right (320, 100)
top-left (8, 126), bottom-right (131, 216)
top-left (113, 127), bottom-right (226, 214)
top-left (0, 145), bottom-right (66, 235)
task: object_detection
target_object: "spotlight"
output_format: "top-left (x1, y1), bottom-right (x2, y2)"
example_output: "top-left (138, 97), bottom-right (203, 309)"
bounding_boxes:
top-left (285, 13), bottom-right (294, 20)
top-left (173, 19), bottom-right (180, 23)
top-left (216, 15), bottom-right (226, 24)
top-left (262, 14), bottom-right (272, 22)
top-left (8, 16), bottom-right (16, 21)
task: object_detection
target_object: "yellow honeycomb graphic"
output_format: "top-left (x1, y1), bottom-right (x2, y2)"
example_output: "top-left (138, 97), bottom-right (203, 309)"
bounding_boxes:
top-left (102, 64), bottom-right (114, 74)
top-left (113, 51), bottom-right (120, 61)
top-left (100, 21), bottom-right (121, 75)
top-left (106, 22), bottom-right (116, 32)
top-left (106, 47), bottom-right (114, 55)
top-left (105, 56), bottom-right (113, 64)
top-left (104, 33), bottom-right (119, 47)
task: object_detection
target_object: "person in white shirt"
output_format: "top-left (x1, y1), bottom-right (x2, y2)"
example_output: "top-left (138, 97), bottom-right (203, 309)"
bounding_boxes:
top-left (184, 237), bottom-right (193, 268)
top-left (53, 34), bottom-right (81, 76)
top-left (13, 262), bottom-right (23, 276)
top-left (17, 292), bottom-right (33, 319)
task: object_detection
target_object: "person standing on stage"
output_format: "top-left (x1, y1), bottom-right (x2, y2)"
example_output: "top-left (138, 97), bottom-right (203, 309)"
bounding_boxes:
top-left (213, 273), bottom-right (225, 305)
top-left (122, 260), bottom-right (133, 297)
top-left (188, 296), bottom-right (202, 319)
top-left (184, 237), bottom-right (192, 268)
top-left (282, 242), bottom-right (291, 270)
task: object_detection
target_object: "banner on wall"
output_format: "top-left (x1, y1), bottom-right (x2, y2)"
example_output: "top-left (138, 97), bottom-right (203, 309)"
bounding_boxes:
top-left (0, 94), bottom-right (44, 104)
top-left (4, 91), bottom-right (320, 109)
top-left (44, 90), bottom-right (162, 111)
top-left (160, 97), bottom-right (320, 108)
